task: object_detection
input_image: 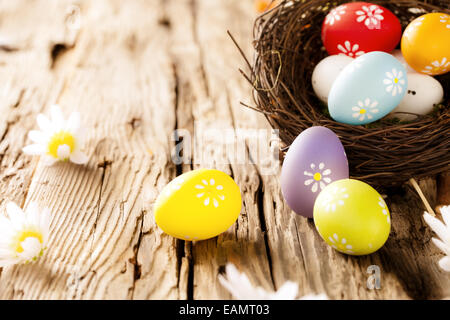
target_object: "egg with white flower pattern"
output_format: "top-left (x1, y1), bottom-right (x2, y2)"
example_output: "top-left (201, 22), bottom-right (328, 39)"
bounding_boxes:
top-left (154, 169), bottom-right (241, 240)
top-left (281, 126), bottom-right (349, 218)
top-left (401, 13), bottom-right (450, 75)
top-left (314, 179), bottom-right (391, 255)
top-left (321, 2), bottom-right (402, 57)
top-left (328, 51), bottom-right (407, 125)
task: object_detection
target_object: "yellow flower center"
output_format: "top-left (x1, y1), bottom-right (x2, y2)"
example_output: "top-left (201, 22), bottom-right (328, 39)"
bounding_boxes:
top-left (15, 231), bottom-right (43, 253)
top-left (394, 78), bottom-right (399, 83)
top-left (48, 131), bottom-right (75, 158)
top-left (359, 109), bottom-right (366, 114)
top-left (313, 172), bottom-right (322, 181)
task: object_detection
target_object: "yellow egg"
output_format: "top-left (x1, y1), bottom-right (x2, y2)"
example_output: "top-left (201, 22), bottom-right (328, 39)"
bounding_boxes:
top-left (401, 13), bottom-right (450, 75)
top-left (313, 179), bottom-right (391, 255)
top-left (154, 169), bottom-right (242, 241)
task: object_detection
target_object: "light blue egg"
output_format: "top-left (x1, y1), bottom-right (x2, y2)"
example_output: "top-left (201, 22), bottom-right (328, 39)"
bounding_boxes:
top-left (328, 51), bottom-right (407, 125)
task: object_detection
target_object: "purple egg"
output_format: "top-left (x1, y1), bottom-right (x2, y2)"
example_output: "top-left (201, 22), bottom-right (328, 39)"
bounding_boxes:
top-left (281, 126), bottom-right (349, 218)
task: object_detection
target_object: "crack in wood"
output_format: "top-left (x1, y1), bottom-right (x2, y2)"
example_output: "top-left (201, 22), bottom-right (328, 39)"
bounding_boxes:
top-left (129, 208), bottom-right (146, 299)
top-left (186, 242), bottom-right (194, 300)
top-left (88, 159), bottom-right (112, 265)
top-left (171, 63), bottom-right (184, 177)
top-left (256, 176), bottom-right (276, 290)
top-left (225, 87), bottom-right (276, 290)
top-left (50, 42), bottom-right (75, 69)
top-left (170, 58), bottom-right (195, 299)
top-left (12, 89), bottom-right (25, 109)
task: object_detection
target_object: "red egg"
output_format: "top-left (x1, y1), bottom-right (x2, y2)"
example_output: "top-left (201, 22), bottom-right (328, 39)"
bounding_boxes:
top-left (321, 2), bottom-right (402, 57)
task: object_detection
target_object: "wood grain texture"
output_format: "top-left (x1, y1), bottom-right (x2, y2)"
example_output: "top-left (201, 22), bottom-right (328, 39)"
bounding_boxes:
top-left (0, 0), bottom-right (448, 300)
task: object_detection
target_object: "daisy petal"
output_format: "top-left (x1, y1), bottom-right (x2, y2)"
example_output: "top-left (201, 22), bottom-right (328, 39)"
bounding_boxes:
top-left (431, 238), bottom-right (450, 256)
top-left (69, 150), bottom-right (89, 165)
top-left (271, 281), bottom-right (298, 300)
top-left (42, 156), bottom-right (58, 166)
top-left (392, 86), bottom-right (397, 96)
top-left (424, 212), bottom-right (449, 243)
top-left (28, 130), bottom-right (48, 144)
top-left (22, 144), bottom-right (46, 155)
top-left (440, 206), bottom-right (450, 228)
top-left (50, 104), bottom-right (65, 128)
top-left (36, 114), bottom-right (52, 133)
top-left (66, 112), bottom-right (80, 132)
top-left (6, 201), bottom-right (23, 218)
top-left (438, 256), bottom-right (450, 272)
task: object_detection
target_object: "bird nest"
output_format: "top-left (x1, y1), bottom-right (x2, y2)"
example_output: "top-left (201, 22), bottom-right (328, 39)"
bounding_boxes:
top-left (240, 0), bottom-right (450, 187)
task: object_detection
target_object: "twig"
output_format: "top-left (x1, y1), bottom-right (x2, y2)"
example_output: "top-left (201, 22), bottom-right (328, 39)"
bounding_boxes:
top-left (409, 178), bottom-right (435, 216)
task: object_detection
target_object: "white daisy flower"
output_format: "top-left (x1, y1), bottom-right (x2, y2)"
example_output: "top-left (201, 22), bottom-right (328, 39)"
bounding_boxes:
top-left (383, 68), bottom-right (405, 96)
top-left (325, 5), bottom-right (346, 26)
top-left (219, 263), bottom-right (328, 300)
top-left (421, 57), bottom-right (450, 75)
top-left (195, 178), bottom-right (225, 208)
top-left (0, 202), bottom-right (50, 267)
top-left (304, 162), bottom-right (332, 193)
top-left (352, 98), bottom-right (379, 122)
top-left (23, 104), bottom-right (88, 166)
top-left (328, 233), bottom-right (354, 254)
top-left (355, 5), bottom-right (384, 29)
top-left (337, 41), bottom-right (365, 58)
top-left (423, 206), bottom-right (450, 272)
top-left (440, 14), bottom-right (450, 29)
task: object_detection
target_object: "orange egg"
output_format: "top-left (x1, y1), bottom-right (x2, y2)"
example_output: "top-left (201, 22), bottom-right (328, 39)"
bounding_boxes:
top-left (401, 13), bottom-right (450, 75)
top-left (254, 0), bottom-right (279, 13)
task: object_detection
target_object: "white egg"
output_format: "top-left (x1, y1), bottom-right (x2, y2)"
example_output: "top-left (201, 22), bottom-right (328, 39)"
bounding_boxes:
top-left (312, 55), bottom-right (353, 103)
top-left (391, 49), bottom-right (416, 74)
top-left (388, 73), bottom-right (443, 121)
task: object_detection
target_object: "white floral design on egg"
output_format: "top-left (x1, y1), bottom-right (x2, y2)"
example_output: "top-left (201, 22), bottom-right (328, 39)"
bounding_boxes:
top-left (319, 185), bottom-right (349, 212)
top-left (421, 57), bottom-right (450, 75)
top-left (352, 98), bottom-right (379, 121)
top-left (378, 197), bottom-right (390, 225)
top-left (328, 233), bottom-right (354, 254)
top-left (304, 162), bottom-right (332, 193)
top-left (355, 5), bottom-right (384, 29)
top-left (195, 178), bottom-right (225, 208)
top-left (403, 17), bottom-right (424, 39)
top-left (325, 5), bottom-right (347, 25)
top-left (383, 68), bottom-right (405, 96)
top-left (337, 40), bottom-right (365, 58)
top-left (439, 14), bottom-right (450, 29)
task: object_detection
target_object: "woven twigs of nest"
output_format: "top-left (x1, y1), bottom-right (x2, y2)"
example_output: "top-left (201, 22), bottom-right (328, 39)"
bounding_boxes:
top-left (244, 0), bottom-right (450, 187)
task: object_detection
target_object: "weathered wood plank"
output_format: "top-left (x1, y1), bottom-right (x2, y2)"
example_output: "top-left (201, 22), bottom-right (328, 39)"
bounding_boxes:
top-left (166, 0), bottom-right (274, 299)
top-left (0, 0), bottom-right (183, 299)
top-left (0, 0), bottom-right (448, 300)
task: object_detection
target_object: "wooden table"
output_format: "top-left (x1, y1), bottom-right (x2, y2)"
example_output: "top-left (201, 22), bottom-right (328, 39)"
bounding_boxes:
top-left (0, 0), bottom-right (448, 300)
